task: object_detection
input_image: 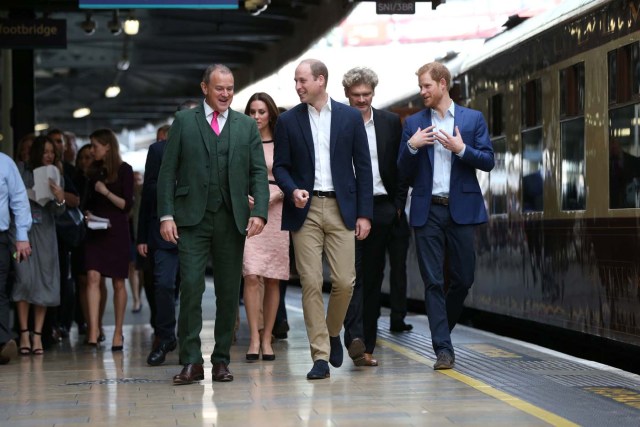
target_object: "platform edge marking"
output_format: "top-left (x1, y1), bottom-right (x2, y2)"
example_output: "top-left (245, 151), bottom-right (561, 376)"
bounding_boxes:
top-left (378, 338), bottom-right (580, 427)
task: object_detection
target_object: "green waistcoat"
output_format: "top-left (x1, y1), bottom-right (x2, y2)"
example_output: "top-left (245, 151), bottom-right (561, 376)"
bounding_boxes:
top-left (206, 121), bottom-right (231, 212)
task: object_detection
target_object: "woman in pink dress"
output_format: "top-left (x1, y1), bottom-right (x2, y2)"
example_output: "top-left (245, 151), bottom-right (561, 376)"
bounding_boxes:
top-left (243, 92), bottom-right (289, 361)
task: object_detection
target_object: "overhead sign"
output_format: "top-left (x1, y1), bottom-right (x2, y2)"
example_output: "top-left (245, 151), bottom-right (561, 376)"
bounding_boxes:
top-left (0, 19), bottom-right (66, 49)
top-left (79, 0), bottom-right (237, 8)
top-left (376, 0), bottom-right (415, 15)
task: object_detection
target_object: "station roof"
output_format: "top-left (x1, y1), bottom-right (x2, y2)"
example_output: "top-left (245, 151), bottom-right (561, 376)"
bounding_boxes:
top-left (3, 0), bottom-right (355, 136)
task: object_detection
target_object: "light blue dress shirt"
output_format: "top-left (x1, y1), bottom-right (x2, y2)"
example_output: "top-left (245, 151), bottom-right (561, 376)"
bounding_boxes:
top-left (0, 153), bottom-right (32, 241)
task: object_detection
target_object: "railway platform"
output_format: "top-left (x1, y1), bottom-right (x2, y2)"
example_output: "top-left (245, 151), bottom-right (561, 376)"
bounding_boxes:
top-left (0, 283), bottom-right (638, 426)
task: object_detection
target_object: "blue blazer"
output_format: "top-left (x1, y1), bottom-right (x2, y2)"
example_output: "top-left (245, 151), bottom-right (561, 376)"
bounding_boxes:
top-left (273, 99), bottom-right (373, 231)
top-left (137, 139), bottom-right (176, 250)
top-left (397, 104), bottom-right (494, 227)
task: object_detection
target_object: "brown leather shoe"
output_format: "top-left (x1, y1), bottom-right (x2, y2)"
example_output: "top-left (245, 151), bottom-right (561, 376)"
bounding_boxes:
top-left (353, 351), bottom-right (378, 367)
top-left (0, 340), bottom-right (17, 365)
top-left (172, 363), bottom-right (204, 385)
top-left (212, 362), bottom-right (234, 382)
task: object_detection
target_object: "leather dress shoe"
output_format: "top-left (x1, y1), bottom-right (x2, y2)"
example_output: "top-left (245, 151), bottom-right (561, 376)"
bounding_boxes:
top-left (147, 340), bottom-right (177, 366)
top-left (352, 352), bottom-right (378, 367)
top-left (306, 360), bottom-right (330, 380)
top-left (212, 362), bottom-right (234, 382)
top-left (390, 322), bottom-right (413, 332)
top-left (329, 335), bottom-right (343, 368)
top-left (0, 340), bottom-right (17, 365)
top-left (173, 363), bottom-right (204, 385)
top-left (433, 352), bottom-right (455, 370)
top-left (347, 338), bottom-right (366, 366)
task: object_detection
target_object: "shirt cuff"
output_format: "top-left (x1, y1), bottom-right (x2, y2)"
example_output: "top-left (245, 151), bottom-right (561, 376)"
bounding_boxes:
top-left (456, 145), bottom-right (466, 158)
top-left (160, 215), bottom-right (174, 222)
top-left (407, 140), bottom-right (418, 154)
top-left (15, 227), bottom-right (29, 242)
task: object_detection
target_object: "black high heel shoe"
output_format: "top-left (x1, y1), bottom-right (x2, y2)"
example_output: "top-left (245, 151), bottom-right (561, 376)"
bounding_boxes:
top-left (111, 335), bottom-right (124, 352)
top-left (261, 343), bottom-right (275, 361)
top-left (31, 331), bottom-right (44, 355)
top-left (18, 329), bottom-right (31, 356)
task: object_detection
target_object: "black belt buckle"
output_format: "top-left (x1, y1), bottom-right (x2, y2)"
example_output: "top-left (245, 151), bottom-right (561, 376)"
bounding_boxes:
top-left (432, 195), bottom-right (449, 206)
top-left (313, 190), bottom-right (335, 198)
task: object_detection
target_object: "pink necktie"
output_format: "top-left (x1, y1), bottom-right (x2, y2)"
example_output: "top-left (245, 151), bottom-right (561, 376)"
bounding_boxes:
top-left (211, 111), bottom-right (220, 135)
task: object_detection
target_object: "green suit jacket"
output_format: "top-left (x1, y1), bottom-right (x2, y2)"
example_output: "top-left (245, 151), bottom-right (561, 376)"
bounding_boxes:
top-left (157, 104), bottom-right (269, 234)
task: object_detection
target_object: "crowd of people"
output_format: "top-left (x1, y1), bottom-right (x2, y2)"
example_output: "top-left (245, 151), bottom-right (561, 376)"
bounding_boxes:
top-left (0, 59), bottom-right (493, 384)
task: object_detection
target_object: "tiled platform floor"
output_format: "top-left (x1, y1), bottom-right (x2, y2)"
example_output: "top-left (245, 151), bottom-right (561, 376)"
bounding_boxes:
top-left (1, 281), bottom-right (638, 426)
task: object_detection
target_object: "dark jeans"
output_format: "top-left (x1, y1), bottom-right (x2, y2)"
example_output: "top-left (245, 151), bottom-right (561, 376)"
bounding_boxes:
top-left (414, 204), bottom-right (475, 356)
top-left (153, 247), bottom-right (179, 343)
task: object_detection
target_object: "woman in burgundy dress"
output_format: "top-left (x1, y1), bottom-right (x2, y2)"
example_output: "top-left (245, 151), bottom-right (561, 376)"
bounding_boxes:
top-left (84, 129), bottom-right (134, 350)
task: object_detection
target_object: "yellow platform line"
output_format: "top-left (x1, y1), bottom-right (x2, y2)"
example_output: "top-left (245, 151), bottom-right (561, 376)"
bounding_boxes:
top-left (378, 338), bottom-right (579, 427)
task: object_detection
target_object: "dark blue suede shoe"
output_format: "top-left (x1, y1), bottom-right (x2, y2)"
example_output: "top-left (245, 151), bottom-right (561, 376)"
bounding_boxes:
top-left (329, 335), bottom-right (343, 368)
top-left (306, 360), bottom-right (330, 380)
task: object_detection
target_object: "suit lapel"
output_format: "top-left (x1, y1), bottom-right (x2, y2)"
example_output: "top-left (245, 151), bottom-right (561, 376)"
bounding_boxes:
top-left (195, 104), bottom-right (213, 155)
top-left (227, 109), bottom-right (237, 164)
top-left (372, 108), bottom-right (387, 179)
top-left (329, 99), bottom-right (339, 159)
top-left (425, 109), bottom-right (434, 169)
top-left (295, 104), bottom-right (315, 166)
top-left (452, 104), bottom-right (464, 167)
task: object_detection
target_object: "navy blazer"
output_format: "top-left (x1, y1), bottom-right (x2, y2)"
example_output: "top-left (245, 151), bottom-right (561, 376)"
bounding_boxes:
top-left (397, 104), bottom-right (494, 227)
top-left (273, 99), bottom-right (373, 231)
top-left (137, 139), bottom-right (176, 250)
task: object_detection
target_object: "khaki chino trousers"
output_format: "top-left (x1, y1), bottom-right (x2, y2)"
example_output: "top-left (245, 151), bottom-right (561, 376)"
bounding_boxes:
top-left (292, 197), bottom-right (355, 362)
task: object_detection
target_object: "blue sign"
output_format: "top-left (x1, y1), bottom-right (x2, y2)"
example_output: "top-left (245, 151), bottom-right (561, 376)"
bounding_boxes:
top-left (79, 0), bottom-right (237, 9)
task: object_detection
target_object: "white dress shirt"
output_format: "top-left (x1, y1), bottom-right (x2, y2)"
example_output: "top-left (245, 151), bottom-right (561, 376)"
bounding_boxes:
top-left (204, 100), bottom-right (228, 132)
top-left (364, 109), bottom-right (387, 196)
top-left (308, 98), bottom-right (333, 191)
top-left (431, 101), bottom-right (456, 197)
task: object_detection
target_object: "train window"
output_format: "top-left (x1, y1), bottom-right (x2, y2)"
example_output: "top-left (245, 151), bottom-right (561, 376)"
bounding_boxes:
top-left (609, 105), bottom-right (640, 209)
top-left (521, 79), bottom-right (541, 127)
top-left (560, 62), bottom-right (586, 211)
top-left (560, 118), bottom-right (586, 210)
top-left (608, 42), bottom-right (640, 104)
top-left (489, 94), bottom-right (504, 136)
top-left (521, 128), bottom-right (543, 212)
top-left (560, 63), bottom-right (584, 118)
top-left (521, 78), bottom-right (543, 213)
top-left (490, 137), bottom-right (507, 215)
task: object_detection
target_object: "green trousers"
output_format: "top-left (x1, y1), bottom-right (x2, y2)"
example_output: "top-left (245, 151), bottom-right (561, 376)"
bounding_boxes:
top-left (177, 206), bottom-right (245, 365)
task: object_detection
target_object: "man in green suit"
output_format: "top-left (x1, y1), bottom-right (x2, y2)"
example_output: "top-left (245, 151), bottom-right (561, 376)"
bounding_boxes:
top-left (157, 64), bottom-right (269, 385)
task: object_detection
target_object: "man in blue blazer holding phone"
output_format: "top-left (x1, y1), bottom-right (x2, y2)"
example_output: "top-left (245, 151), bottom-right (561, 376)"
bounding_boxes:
top-left (397, 62), bottom-right (494, 370)
top-left (273, 59), bottom-right (373, 380)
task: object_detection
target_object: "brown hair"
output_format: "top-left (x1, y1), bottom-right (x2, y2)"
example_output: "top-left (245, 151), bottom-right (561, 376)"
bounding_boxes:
top-left (416, 62), bottom-right (451, 92)
top-left (244, 92), bottom-right (280, 136)
top-left (29, 135), bottom-right (61, 172)
top-left (89, 128), bottom-right (122, 183)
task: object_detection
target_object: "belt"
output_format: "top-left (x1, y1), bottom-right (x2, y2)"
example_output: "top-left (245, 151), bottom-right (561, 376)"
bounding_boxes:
top-left (312, 190), bottom-right (336, 198)
top-left (431, 195), bottom-right (449, 206)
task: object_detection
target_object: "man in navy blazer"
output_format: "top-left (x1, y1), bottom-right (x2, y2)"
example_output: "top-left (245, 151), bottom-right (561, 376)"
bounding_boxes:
top-left (397, 62), bottom-right (494, 370)
top-left (273, 59), bottom-right (373, 380)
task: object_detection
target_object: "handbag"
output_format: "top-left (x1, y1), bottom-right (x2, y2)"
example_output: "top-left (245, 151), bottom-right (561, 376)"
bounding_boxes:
top-left (55, 206), bottom-right (86, 247)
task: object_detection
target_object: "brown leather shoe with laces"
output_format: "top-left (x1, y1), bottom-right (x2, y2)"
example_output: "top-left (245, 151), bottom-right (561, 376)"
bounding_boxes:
top-left (173, 363), bottom-right (204, 385)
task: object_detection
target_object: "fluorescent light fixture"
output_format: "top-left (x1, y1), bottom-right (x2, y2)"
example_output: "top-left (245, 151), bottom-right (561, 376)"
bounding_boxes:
top-left (73, 107), bottom-right (91, 118)
top-left (35, 123), bottom-right (49, 132)
top-left (124, 18), bottom-right (139, 35)
top-left (105, 85), bottom-right (121, 98)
